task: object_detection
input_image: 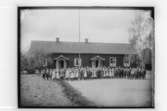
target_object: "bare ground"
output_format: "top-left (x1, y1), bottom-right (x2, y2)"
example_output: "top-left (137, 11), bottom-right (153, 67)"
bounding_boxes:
top-left (20, 74), bottom-right (95, 107)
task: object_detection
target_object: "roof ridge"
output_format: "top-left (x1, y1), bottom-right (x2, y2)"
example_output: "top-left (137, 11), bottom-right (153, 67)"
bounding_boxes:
top-left (29, 40), bottom-right (136, 55)
top-left (31, 40), bottom-right (130, 45)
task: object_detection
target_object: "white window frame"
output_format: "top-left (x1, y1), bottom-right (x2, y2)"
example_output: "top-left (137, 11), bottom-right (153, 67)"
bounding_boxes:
top-left (74, 58), bottom-right (82, 67)
top-left (109, 57), bottom-right (116, 67)
top-left (123, 55), bottom-right (130, 67)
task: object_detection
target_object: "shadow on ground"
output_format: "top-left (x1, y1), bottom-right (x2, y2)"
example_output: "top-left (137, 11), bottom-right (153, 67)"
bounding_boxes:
top-left (20, 74), bottom-right (96, 108)
top-left (55, 79), bottom-right (96, 107)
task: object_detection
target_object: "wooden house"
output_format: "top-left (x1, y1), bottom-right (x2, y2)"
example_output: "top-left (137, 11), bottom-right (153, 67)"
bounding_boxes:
top-left (28, 38), bottom-right (136, 69)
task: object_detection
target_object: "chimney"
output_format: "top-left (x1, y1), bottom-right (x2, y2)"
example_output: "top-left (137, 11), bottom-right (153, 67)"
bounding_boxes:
top-left (85, 38), bottom-right (88, 43)
top-left (56, 37), bottom-right (60, 42)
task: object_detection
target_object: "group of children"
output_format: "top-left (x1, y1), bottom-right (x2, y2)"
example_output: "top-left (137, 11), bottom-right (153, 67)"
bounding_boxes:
top-left (41, 66), bottom-right (146, 80)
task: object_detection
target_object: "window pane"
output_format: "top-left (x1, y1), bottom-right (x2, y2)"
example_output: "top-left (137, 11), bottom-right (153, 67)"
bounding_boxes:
top-left (74, 58), bottom-right (81, 66)
top-left (110, 57), bottom-right (116, 67)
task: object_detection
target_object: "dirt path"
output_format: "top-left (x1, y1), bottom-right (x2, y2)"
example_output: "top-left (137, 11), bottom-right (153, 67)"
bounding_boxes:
top-left (55, 80), bottom-right (96, 107)
top-left (20, 74), bottom-right (95, 107)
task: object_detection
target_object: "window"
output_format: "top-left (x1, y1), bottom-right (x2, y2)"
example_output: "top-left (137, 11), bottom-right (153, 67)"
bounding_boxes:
top-left (124, 55), bottom-right (130, 67)
top-left (109, 57), bottom-right (116, 67)
top-left (74, 58), bottom-right (82, 66)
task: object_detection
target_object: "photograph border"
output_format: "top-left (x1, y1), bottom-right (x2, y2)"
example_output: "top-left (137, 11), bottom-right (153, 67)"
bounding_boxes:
top-left (17, 6), bottom-right (155, 109)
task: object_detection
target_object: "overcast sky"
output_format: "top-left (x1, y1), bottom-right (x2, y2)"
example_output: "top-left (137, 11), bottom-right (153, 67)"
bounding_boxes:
top-left (21, 9), bottom-right (151, 52)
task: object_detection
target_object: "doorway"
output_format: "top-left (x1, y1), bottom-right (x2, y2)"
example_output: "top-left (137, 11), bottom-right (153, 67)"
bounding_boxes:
top-left (59, 60), bottom-right (65, 69)
top-left (95, 60), bottom-right (99, 68)
top-left (56, 59), bottom-right (67, 69)
top-left (92, 59), bottom-right (102, 68)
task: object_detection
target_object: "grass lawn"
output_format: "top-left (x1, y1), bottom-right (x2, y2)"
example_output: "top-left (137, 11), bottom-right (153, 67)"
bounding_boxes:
top-left (20, 74), bottom-right (154, 108)
top-left (68, 78), bottom-right (154, 107)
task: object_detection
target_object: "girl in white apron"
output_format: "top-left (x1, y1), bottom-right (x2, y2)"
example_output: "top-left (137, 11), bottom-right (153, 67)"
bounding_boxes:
top-left (75, 69), bottom-right (79, 80)
top-left (83, 68), bottom-right (87, 79)
top-left (51, 69), bottom-right (56, 80)
top-left (71, 69), bottom-right (75, 80)
top-left (92, 68), bottom-right (96, 78)
top-left (65, 68), bottom-right (69, 80)
top-left (56, 69), bottom-right (60, 79)
top-left (108, 68), bottom-right (112, 78)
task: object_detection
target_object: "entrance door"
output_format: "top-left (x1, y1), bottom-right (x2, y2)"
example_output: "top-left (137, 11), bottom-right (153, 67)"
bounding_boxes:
top-left (59, 60), bottom-right (64, 69)
top-left (95, 60), bottom-right (99, 68)
top-left (56, 59), bottom-right (66, 69)
top-left (92, 60), bottom-right (102, 68)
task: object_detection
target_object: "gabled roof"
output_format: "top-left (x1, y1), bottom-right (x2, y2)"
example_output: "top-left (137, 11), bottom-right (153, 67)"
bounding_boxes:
top-left (91, 56), bottom-right (105, 61)
top-left (28, 40), bottom-right (136, 55)
top-left (54, 55), bottom-right (69, 60)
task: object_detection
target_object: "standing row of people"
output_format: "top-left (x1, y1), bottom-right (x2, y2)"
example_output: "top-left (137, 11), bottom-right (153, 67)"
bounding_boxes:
top-left (41, 66), bottom-right (146, 80)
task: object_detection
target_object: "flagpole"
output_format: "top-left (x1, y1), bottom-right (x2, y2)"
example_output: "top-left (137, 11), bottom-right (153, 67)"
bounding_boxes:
top-left (78, 9), bottom-right (81, 67)
top-left (78, 9), bottom-right (81, 43)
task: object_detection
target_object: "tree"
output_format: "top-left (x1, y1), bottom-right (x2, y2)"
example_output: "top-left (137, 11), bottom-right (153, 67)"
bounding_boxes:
top-left (27, 50), bottom-right (54, 72)
top-left (129, 11), bottom-right (154, 67)
top-left (30, 50), bottom-right (48, 71)
top-left (21, 49), bottom-right (54, 74)
top-left (20, 52), bottom-right (29, 71)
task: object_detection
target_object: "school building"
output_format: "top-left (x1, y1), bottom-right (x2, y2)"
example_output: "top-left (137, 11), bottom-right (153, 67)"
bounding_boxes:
top-left (28, 38), bottom-right (137, 69)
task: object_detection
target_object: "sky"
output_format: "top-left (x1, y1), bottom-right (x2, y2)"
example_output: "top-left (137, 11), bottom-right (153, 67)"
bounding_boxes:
top-left (21, 9), bottom-right (151, 52)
